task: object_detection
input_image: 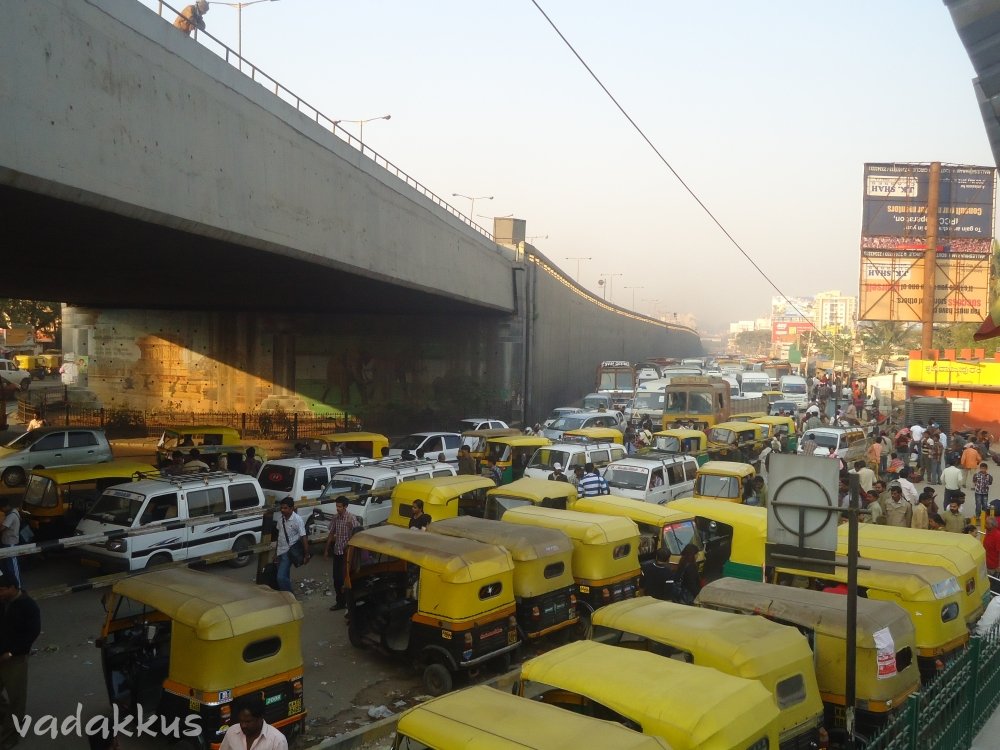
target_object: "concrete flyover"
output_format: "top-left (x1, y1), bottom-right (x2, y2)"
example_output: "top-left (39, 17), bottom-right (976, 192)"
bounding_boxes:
top-left (1, 0), bottom-right (701, 426)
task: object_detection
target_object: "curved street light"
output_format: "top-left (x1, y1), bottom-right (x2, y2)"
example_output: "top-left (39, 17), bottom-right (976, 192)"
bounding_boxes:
top-left (215, 0), bottom-right (280, 60)
top-left (332, 114), bottom-right (392, 148)
top-left (452, 193), bottom-right (493, 219)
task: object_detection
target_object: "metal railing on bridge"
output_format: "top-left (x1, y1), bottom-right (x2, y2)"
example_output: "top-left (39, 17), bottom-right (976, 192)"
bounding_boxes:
top-left (145, 1), bottom-right (496, 245)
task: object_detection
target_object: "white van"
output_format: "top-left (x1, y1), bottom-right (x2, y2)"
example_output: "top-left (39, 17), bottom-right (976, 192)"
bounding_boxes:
top-left (737, 372), bottom-right (770, 396)
top-left (798, 427), bottom-right (868, 463)
top-left (630, 379), bottom-right (670, 427)
top-left (523, 441), bottom-right (627, 480)
top-left (601, 454), bottom-right (697, 504)
top-left (76, 471), bottom-right (265, 572)
top-left (779, 375), bottom-right (809, 409)
top-left (314, 459), bottom-right (456, 529)
top-left (257, 455), bottom-right (376, 522)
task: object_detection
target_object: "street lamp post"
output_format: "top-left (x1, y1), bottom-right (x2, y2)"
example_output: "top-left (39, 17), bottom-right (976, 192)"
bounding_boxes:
top-left (643, 298), bottom-right (660, 316)
top-left (599, 273), bottom-right (622, 302)
top-left (564, 256), bottom-right (592, 282)
top-left (625, 285), bottom-right (645, 310)
top-left (216, 0), bottom-right (280, 60)
top-left (332, 115), bottom-right (392, 149)
top-left (452, 193), bottom-right (493, 219)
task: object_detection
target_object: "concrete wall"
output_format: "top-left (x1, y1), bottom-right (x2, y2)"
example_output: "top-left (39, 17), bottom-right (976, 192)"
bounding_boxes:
top-left (525, 251), bottom-right (702, 422)
top-left (0, 0), bottom-right (512, 311)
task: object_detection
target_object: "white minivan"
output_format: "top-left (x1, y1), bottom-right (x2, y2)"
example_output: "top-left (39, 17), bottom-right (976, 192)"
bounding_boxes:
top-left (523, 441), bottom-right (627, 479)
top-left (257, 455), bottom-right (376, 525)
top-left (601, 454), bottom-right (697, 504)
top-left (314, 459), bottom-right (457, 529)
top-left (76, 471), bottom-right (265, 572)
top-left (779, 375), bottom-right (809, 409)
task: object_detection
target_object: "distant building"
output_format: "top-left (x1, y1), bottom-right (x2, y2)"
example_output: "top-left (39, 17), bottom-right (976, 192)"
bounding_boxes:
top-left (813, 290), bottom-right (857, 330)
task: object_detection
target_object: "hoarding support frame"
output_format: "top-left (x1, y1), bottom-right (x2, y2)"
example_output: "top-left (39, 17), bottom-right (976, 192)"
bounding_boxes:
top-left (921, 161), bottom-right (941, 358)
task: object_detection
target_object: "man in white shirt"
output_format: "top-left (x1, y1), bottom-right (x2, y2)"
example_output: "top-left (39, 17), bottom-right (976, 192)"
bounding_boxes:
top-left (276, 497), bottom-right (310, 593)
top-left (850, 460), bottom-right (875, 494)
top-left (897, 467), bottom-right (919, 506)
top-left (910, 422), bottom-right (925, 446)
top-left (941, 455), bottom-right (965, 505)
top-left (220, 697), bottom-right (288, 750)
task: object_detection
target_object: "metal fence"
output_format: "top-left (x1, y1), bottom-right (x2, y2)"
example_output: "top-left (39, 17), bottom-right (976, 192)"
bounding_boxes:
top-left (865, 619), bottom-right (1000, 750)
top-left (15, 392), bottom-right (516, 440)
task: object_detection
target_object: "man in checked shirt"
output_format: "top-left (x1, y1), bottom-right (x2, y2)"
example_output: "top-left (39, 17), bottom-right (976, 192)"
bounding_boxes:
top-left (324, 497), bottom-right (360, 611)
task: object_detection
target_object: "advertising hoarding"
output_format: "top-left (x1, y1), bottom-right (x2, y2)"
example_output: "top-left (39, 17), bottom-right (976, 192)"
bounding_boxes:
top-left (859, 163), bottom-right (995, 323)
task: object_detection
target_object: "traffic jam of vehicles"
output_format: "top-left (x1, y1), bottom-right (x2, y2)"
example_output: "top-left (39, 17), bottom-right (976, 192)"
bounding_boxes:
top-left (1, 356), bottom-right (997, 750)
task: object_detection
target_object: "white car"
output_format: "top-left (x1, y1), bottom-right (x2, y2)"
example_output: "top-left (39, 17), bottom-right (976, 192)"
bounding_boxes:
top-left (387, 432), bottom-right (463, 462)
top-left (0, 359), bottom-right (32, 392)
top-left (458, 418), bottom-right (509, 433)
top-left (543, 407), bottom-right (583, 428)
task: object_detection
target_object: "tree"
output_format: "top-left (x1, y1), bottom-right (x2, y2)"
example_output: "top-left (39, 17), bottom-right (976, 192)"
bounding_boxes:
top-left (807, 326), bottom-right (854, 361)
top-left (858, 321), bottom-right (918, 364)
top-left (733, 329), bottom-right (771, 357)
top-left (0, 299), bottom-right (61, 341)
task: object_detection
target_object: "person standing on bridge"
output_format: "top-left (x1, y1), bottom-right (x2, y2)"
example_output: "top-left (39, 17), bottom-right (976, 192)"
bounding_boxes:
top-left (174, 0), bottom-right (209, 36)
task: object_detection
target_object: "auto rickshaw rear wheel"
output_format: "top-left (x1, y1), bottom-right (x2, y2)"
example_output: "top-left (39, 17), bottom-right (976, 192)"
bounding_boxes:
top-left (347, 620), bottom-right (366, 649)
top-left (422, 662), bottom-right (453, 696)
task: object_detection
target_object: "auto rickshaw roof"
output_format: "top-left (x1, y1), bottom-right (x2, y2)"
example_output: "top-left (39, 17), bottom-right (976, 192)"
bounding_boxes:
top-left (693, 461), bottom-right (756, 477)
top-left (797, 555), bottom-right (960, 599)
top-left (696, 578), bottom-right (915, 646)
top-left (592, 597), bottom-right (812, 677)
top-left (29, 458), bottom-right (158, 483)
top-left (461, 427), bottom-right (522, 439)
top-left (317, 431), bottom-right (388, 443)
top-left (751, 415), bottom-right (794, 426)
top-left (572, 496), bottom-right (694, 527)
top-left (111, 569), bottom-right (303, 641)
top-left (709, 422), bottom-right (761, 433)
top-left (349, 525), bottom-right (514, 580)
top-left (653, 428), bottom-right (705, 439)
top-left (521, 641), bottom-right (777, 748)
top-left (429, 517), bottom-right (574, 561)
top-left (391, 475), bottom-right (496, 506)
top-left (486, 477), bottom-right (578, 502)
top-left (399, 686), bottom-right (673, 750)
top-left (844, 524), bottom-right (983, 572)
top-left (488, 435), bottom-right (553, 447)
top-left (501, 506), bottom-right (639, 544)
top-left (160, 425), bottom-right (240, 436)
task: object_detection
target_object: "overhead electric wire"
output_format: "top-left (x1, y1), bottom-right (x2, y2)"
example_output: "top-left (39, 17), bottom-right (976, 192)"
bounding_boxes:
top-left (529, 0), bottom-right (833, 342)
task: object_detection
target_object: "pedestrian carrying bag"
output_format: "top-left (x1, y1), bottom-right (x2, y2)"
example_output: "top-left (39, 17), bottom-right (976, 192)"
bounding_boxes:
top-left (281, 518), bottom-right (306, 567)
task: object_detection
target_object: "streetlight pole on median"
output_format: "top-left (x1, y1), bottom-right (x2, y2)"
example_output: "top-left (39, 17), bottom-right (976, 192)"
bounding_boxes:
top-left (625, 285), bottom-right (645, 310)
top-left (216, 0), bottom-right (280, 60)
top-left (564, 257), bottom-right (591, 282)
top-left (332, 114), bottom-right (392, 150)
top-left (599, 273), bottom-right (622, 303)
top-left (452, 193), bottom-right (492, 220)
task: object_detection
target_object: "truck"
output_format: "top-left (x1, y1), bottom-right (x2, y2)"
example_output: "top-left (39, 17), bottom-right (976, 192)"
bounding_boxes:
top-left (661, 376), bottom-right (768, 431)
top-left (595, 360), bottom-right (636, 410)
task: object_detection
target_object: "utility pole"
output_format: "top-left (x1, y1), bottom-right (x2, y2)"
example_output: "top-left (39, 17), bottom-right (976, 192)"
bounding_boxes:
top-left (921, 162), bottom-right (941, 359)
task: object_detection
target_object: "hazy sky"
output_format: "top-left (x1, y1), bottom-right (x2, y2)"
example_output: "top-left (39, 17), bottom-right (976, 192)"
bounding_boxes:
top-left (145, 0), bottom-right (995, 331)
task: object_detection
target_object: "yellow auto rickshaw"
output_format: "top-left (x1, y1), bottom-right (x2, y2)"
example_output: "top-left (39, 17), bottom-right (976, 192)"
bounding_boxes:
top-left (751, 415), bottom-right (798, 452)
top-left (346, 526), bottom-right (519, 694)
top-left (763, 390), bottom-right (784, 404)
top-left (98, 569), bottom-right (306, 747)
top-left (650, 429), bottom-right (710, 465)
top-left (572, 496), bottom-right (703, 600)
top-left (21, 458), bottom-right (157, 538)
top-left (484, 435), bottom-right (552, 484)
top-left (306, 431), bottom-right (390, 459)
top-left (501, 506), bottom-right (642, 632)
top-left (484, 477), bottom-right (579, 519)
top-left (393, 685), bottom-right (673, 750)
top-left (667, 497), bottom-right (766, 581)
top-left (592, 597), bottom-right (824, 748)
top-left (462, 427), bottom-right (522, 466)
top-left (705, 422), bottom-right (767, 466)
top-left (518, 640), bottom-right (780, 750)
top-left (429, 516), bottom-right (579, 639)
top-left (155, 425), bottom-right (261, 471)
top-left (690, 461), bottom-right (756, 502)
top-left (387, 475), bottom-right (496, 527)
top-left (843, 524), bottom-right (989, 626)
top-left (564, 427), bottom-right (624, 445)
top-left (697, 578), bottom-right (921, 744)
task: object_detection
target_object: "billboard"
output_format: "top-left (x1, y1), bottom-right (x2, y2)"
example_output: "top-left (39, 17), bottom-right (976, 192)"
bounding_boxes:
top-left (862, 163), bottom-right (995, 239)
top-left (859, 163), bottom-right (996, 323)
top-left (772, 319), bottom-right (810, 343)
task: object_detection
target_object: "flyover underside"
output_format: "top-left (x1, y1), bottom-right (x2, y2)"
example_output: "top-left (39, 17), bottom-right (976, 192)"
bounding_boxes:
top-left (2, 185), bottom-right (498, 316)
